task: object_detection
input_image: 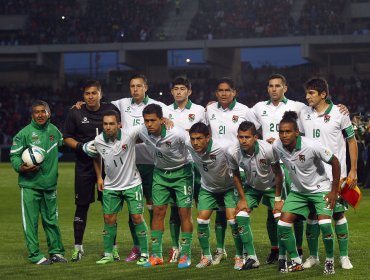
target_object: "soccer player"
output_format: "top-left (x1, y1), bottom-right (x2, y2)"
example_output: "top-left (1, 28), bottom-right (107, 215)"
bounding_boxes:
top-left (166, 76), bottom-right (207, 262)
top-left (10, 100), bottom-right (67, 264)
top-left (205, 77), bottom-right (259, 264)
top-left (299, 77), bottom-right (357, 270)
top-left (110, 74), bottom-right (169, 262)
top-left (93, 110), bottom-right (149, 265)
top-left (186, 122), bottom-right (247, 270)
top-left (253, 74), bottom-right (305, 263)
top-left (139, 104), bottom-right (193, 269)
top-left (235, 121), bottom-right (284, 270)
top-left (64, 80), bottom-right (120, 262)
top-left (273, 111), bottom-right (340, 275)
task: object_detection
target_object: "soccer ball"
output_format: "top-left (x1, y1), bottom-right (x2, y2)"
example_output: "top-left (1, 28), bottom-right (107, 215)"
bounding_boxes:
top-left (21, 147), bottom-right (45, 166)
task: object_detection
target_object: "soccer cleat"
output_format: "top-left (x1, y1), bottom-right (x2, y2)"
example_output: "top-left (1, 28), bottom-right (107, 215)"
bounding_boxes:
top-left (278, 259), bottom-right (288, 273)
top-left (178, 255), bottom-right (191, 269)
top-left (50, 254), bottom-right (68, 263)
top-left (242, 258), bottom-right (260, 270)
top-left (302, 256), bottom-right (320, 268)
top-left (196, 256), bottom-right (212, 268)
top-left (168, 247), bottom-right (180, 263)
top-left (143, 256), bottom-right (164, 267)
top-left (233, 256), bottom-right (244, 270)
top-left (265, 249), bottom-right (279, 264)
top-left (71, 248), bottom-right (83, 262)
top-left (340, 256), bottom-right (353, 269)
top-left (96, 256), bottom-right (114, 264)
top-left (136, 256), bottom-right (149, 265)
top-left (36, 257), bottom-right (52, 265)
top-left (287, 260), bottom-right (304, 272)
top-left (113, 247), bottom-right (120, 261)
top-left (212, 249), bottom-right (227, 265)
top-left (125, 247), bottom-right (140, 262)
top-left (323, 260), bottom-right (335, 275)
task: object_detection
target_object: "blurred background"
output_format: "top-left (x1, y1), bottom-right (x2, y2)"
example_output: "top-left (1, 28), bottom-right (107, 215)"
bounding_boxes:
top-left (0, 0), bottom-right (369, 187)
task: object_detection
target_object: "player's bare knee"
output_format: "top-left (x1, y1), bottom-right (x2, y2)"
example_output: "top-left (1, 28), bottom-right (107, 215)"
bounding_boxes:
top-left (104, 214), bottom-right (117, 225)
top-left (130, 214), bottom-right (143, 224)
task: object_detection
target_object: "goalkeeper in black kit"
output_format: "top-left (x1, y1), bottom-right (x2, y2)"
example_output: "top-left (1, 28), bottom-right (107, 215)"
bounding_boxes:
top-left (63, 80), bottom-right (120, 262)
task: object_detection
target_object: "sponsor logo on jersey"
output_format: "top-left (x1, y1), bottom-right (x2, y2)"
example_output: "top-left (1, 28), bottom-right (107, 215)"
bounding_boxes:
top-left (188, 114), bottom-right (195, 122)
top-left (324, 114), bottom-right (331, 123)
top-left (125, 106), bottom-right (131, 112)
top-left (169, 113), bottom-right (173, 120)
top-left (305, 114), bottom-right (311, 120)
top-left (324, 149), bottom-right (331, 156)
top-left (210, 114), bottom-right (216, 120)
top-left (262, 110), bottom-right (268, 116)
top-left (122, 144), bottom-right (127, 151)
top-left (165, 141), bottom-right (172, 148)
top-left (81, 117), bottom-right (89, 124)
top-left (49, 135), bottom-right (54, 142)
top-left (210, 154), bottom-right (217, 162)
top-left (259, 158), bottom-right (267, 165)
top-left (232, 115), bottom-right (239, 123)
top-left (299, 154), bottom-right (305, 162)
top-left (31, 132), bottom-right (39, 142)
top-left (102, 148), bottom-right (106, 154)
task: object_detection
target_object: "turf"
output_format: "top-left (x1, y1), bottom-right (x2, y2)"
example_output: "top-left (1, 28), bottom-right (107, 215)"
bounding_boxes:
top-left (0, 162), bottom-right (369, 280)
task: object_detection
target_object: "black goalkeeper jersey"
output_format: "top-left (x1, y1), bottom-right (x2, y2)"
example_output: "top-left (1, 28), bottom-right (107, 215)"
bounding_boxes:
top-left (63, 102), bottom-right (119, 175)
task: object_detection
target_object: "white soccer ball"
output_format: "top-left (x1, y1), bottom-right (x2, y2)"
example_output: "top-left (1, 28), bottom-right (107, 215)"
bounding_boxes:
top-left (21, 147), bottom-right (45, 166)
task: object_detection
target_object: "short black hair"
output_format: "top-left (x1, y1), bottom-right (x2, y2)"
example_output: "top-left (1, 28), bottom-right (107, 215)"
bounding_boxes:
top-left (31, 100), bottom-right (50, 113)
top-left (238, 121), bottom-right (257, 135)
top-left (103, 110), bottom-right (121, 123)
top-left (171, 76), bottom-right (191, 90)
top-left (130, 73), bottom-right (148, 85)
top-left (143, 103), bottom-right (163, 118)
top-left (82, 80), bottom-right (101, 92)
top-left (268, 73), bottom-right (287, 86)
top-left (189, 122), bottom-right (210, 136)
top-left (216, 77), bottom-right (235, 90)
top-left (280, 111), bottom-right (298, 130)
top-left (304, 77), bottom-right (329, 99)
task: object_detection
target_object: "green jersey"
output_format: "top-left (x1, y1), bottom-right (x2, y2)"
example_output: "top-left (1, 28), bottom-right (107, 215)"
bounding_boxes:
top-left (10, 119), bottom-right (63, 190)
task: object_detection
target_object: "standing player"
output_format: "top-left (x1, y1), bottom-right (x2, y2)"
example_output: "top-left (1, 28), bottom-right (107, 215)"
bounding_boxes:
top-left (64, 80), bottom-right (120, 262)
top-left (299, 77), bottom-right (357, 270)
top-left (273, 111), bottom-right (340, 275)
top-left (205, 77), bottom-right (259, 264)
top-left (139, 104), bottom-right (194, 269)
top-left (187, 122), bottom-right (247, 270)
top-left (10, 100), bottom-right (67, 264)
top-left (110, 74), bottom-right (169, 262)
top-left (253, 74), bottom-right (305, 263)
top-left (93, 111), bottom-right (149, 265)
top-left (234, 121), bottom-right (284, 270)
top-left (166, 76), bottom-right (207, 262)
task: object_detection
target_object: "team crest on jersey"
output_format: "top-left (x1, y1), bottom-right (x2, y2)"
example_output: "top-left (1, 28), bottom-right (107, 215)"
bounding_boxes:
top-left (259, 158), bottom-right (267, 165)
top-left (188, 114), bottom-right (195, 122)
top-left (122, 144), bottom-right (127, 151)
top-left (299, 154), bottom-right (305, 162)
top-left (262, 110), bottom-right (268, 116)
top-left (81, 117), bottom-right (89, 124)
top-left (210, 154), bottom-right (217, 162)
top-left (324, 114), bottom-right (331, 123)
top-left (165, 141), bottom-right (172, 148)
top-left (232, 115), bottom-right (239, 123)
top-left (49, 135), bottom-right (54, 142)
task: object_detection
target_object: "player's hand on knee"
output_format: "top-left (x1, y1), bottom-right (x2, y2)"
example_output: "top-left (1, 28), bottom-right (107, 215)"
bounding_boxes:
top-left (83, 141), bottom-right (98, 158)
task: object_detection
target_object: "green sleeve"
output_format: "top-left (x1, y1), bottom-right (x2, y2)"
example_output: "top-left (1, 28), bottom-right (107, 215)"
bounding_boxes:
top-left (9, 130), bottom-right (25, 172)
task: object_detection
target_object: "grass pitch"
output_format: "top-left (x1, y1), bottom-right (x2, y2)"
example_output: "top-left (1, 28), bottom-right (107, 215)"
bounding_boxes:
top-left (0, 162), bottom-right (369, 280)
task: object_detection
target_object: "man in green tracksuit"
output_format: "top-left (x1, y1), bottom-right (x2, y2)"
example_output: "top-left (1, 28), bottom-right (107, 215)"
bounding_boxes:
top-left (10, 100), bottom-right (67, 265)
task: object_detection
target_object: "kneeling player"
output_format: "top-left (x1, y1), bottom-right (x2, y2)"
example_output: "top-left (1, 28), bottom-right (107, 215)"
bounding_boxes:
top-left (273, 111), bottom-right (340, 275)
top-left (187, 122), bottom-right (247, 270)
top-left (93, 111), bottom-right (149, 265)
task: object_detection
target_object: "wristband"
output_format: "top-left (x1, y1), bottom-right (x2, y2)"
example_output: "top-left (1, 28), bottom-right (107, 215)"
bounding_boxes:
top-left (274, 196), bottom-right (282, 202)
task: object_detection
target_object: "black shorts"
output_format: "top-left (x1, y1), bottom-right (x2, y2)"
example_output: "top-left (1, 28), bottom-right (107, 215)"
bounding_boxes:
top-left (74, 174), bottom-right (101, 205)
